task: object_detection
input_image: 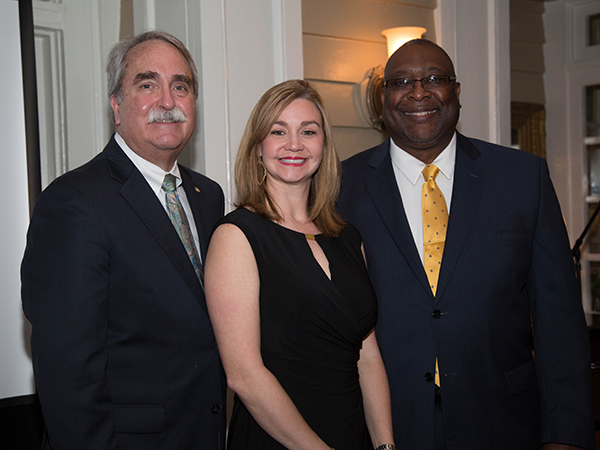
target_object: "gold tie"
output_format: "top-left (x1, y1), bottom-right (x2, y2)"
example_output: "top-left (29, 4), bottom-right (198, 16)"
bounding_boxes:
top-left (422, 164), bottom-right (448, 387)
top-left (422, 164), bottom-right (448, 295)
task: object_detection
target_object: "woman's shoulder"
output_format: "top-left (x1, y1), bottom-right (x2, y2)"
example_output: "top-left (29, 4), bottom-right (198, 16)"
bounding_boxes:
top-left (214, 207), bottom-right (272, 242)
top-left (334, 221), bottom-right (363, 247)
top-left (217, 207), bottom-right (260, 228)
top-left (219, 207), bottom-right (249, 223)
top-left (209, 209), bottom-right (257, 255)
top-left (338, 221), bottom-right (360, 239)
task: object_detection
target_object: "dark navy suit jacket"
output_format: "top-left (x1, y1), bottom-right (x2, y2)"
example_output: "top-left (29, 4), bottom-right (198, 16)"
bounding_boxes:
top-left (22, 136), bottom-right (226, 450)
top-left (339, 133), bottom-right (595, 450)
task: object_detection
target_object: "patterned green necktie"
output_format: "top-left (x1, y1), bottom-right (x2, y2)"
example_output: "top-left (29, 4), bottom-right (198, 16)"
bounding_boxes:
top-left (162, 174), bottom-right (204, 289)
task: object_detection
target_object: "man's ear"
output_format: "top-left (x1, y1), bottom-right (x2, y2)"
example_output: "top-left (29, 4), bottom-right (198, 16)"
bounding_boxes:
top-left (110, 95), bottom-right (121, 126)
top-left (455, 82), bottom-right (461, 108)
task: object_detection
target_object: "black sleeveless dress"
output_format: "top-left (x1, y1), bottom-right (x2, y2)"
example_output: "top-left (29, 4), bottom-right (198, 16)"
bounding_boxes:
top-left (219, 208), bottom-right (377, 450)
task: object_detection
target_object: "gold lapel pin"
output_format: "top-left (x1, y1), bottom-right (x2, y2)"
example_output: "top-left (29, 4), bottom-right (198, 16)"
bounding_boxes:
top-left (194, 187), bottom-right (201, 193)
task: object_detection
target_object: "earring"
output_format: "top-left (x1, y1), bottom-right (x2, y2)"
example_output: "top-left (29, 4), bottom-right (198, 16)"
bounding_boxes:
top-left (258, 159), bottom-right (267, 186)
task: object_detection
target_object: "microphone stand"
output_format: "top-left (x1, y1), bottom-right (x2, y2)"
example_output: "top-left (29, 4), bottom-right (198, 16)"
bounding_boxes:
top-left (572, 200), bottom-right (600, 291)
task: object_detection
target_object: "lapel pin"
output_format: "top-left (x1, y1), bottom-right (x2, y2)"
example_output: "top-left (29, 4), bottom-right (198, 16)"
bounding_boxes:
top-left (194, 187), bottom-right (201, 193)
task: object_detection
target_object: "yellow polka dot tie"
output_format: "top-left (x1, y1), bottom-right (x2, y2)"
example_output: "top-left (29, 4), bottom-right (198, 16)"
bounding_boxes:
top-left (422, 164), bottom-right (448, 387)
top-left (422, 164), bottom-right (448, 295)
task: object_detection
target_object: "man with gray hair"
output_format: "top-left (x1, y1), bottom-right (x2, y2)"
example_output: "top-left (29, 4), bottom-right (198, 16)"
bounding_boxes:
top-left (22, 30), bottom-right (226, 449)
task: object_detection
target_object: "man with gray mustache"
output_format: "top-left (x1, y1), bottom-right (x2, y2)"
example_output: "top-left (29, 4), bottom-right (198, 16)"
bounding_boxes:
top-left (21, 31), bottom-right (226, 450)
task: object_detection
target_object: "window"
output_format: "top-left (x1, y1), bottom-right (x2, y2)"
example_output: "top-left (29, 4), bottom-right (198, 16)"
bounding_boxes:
top-left (583, 84), bottom-right (600, 312)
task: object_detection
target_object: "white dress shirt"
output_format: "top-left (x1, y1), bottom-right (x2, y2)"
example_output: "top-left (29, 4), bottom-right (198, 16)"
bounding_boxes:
top-left (389, 132), bottom-right (457, 264)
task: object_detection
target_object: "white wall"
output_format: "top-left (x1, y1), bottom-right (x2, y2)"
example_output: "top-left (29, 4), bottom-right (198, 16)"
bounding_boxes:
top-left (33, 0), bottom-right (119, 189)
top-left (200, 0), bottom-right (303, 209)
top-left (510, 0), bottom-right (546, 105)
top-left (0, 0), bottom-right (36, 399)
top-left (436, 0), bottom-right (511, 145)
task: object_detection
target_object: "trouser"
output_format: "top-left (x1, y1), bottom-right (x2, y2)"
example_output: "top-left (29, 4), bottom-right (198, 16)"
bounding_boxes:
top-left (434, 387), bottom-right (446, 450)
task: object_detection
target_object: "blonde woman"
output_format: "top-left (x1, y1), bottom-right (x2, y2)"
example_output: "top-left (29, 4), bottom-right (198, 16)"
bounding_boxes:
top-left (205, 80), bottom-right (395, 450)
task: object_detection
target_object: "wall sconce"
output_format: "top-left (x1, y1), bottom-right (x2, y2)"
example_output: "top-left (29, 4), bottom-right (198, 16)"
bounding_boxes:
top-left (354, 26), bottom-right (427, 131)
top-left (381, 27), bottom-right (427, 58)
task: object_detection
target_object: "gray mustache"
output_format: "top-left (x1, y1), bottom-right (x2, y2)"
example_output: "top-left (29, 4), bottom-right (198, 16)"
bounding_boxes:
top-left (147, 107), bottom-right (187, 123)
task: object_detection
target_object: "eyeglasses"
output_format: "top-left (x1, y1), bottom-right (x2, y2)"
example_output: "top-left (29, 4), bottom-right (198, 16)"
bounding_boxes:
top-left (383, 75), bottom-right (457, 93)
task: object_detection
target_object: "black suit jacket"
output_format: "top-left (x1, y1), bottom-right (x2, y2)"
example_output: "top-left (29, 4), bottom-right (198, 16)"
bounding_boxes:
top-left (339, 133), bottom-right (595, 450)
top-left (21, 136), bottom-right (226, 450)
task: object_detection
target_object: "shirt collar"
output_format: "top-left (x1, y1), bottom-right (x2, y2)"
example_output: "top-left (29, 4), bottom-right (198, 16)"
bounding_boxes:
top-left (114, 132), bottom-right (182, 195)
top-left (390, 132), bottom-right (457, 185)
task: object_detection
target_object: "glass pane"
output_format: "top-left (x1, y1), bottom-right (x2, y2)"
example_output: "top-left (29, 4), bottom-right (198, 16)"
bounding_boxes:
top-left (589, 145), bottom-right (600, 195)
top-left (586, 85), bottom-right (600, 137)
top-left (587, 203), bottom-right (600, 253)
top-left (511, 128), bottom-right (519, 148)
top-left (590, 13), bottom-right (600, 46)
top-left (591, 261), bottom-right (600, 312)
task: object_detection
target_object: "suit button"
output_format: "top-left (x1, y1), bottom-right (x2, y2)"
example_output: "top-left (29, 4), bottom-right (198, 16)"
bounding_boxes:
top-left (210, 404), bottom-right (221, 414)
top-left (432, 310), bottom-right (442, 319)
top-left (425, 372), bottom-right (435, 383)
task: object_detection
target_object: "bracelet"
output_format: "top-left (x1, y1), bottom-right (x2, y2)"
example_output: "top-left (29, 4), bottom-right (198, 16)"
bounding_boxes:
top-left (375, 445), bottom-right (396, 450)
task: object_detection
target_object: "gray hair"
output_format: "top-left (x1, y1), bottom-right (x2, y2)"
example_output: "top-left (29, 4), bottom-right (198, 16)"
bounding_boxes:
top-left (106, 30), bottom-right (199, 111)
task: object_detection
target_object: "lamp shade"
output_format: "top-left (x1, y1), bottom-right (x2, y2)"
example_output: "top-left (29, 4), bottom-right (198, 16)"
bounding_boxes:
top-left (381, 27), bottom-right (427, 57)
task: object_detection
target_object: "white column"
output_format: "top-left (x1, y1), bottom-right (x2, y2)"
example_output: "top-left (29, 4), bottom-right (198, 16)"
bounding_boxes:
top-left (435, 0), bottom-right (511, 145)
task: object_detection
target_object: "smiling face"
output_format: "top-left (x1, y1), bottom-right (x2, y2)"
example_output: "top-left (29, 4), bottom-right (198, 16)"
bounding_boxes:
top-left (381, 42), bottom-right (461, 163)
top-left (259, 98), bottom-right (324, 191)
top-left (110, 39), bottom-right (196, 170)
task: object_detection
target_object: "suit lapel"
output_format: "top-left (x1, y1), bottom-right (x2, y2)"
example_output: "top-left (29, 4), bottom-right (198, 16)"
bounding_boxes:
top-left (364, 139), bottom-right (432, 294)
top-left (434, 133), bottom-right (483, 302)
top-left (180, 167), bottom-right (210, 263)
top-left (103, 139), bottom-right (206, 308)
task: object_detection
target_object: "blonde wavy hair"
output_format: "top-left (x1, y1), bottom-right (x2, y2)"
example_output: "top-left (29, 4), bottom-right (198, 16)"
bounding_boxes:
top-left (234, 79), bottom-right (345, 237)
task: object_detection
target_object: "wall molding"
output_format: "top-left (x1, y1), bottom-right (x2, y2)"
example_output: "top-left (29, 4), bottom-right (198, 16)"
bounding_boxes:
top-left (34, 27), bottom-right (67, 188)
